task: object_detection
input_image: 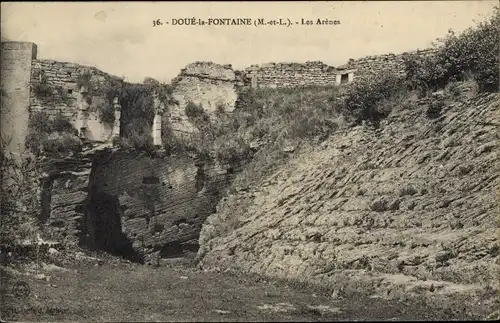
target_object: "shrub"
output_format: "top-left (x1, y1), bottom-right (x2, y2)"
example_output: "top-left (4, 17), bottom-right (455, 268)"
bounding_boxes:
top-left (25, 111), bottom-right (80, 156)
top-left (114, 130), bottom-right (155, 153)
top-left (445, 82), bottom-right (461, 98)
top-left (42, 133), bottom-right (82, 155)
top-left (119, 83), bottom-right (155, 140)
top-left (0, 146), bottom-right (41, 248)
top-left (185, 101), bottom-right (210, 127)
top-left (52, 112), bottom-right (76, 134)
top-left (403, 6), bottom-right (499, 93)
top-left (336, 72), bottom-right (405, 126)
top-left (99, 103), bottom-right (116, 124)
top-left (33, 72), bottom-right (54, 98)
top-left (213, 136), bottom-right (253, 166)
top-left (427, 100), bottom-right (444, 119)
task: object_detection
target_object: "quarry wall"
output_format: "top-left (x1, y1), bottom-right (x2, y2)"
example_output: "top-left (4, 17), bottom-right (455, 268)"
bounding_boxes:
top-left (2, 41), bottom-right (444, 264)
top-left (87, 150), bottom-right (232, 264)
top-left (199, 85), bottom-right (499, 301)
top-left (39, 147), bottom-right (233, 264)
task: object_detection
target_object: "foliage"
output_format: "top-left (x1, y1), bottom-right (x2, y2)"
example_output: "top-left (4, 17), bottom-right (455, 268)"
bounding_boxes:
top-left (112, 129), bottom-right (155, 153)
top-left (118, 83), bottom-right (155, 141)
top-left (336, 73), bottom-right (405, 126)
top-left (0, 142), bottom-right (41, 248)
top-left (403, 7), bottom-right (499, 93)
top-left (185, 101), bottom-right (211, 130)
top-left (33, 72), bottom-right (54, 98)
top-left (115, 78), bottom-right (177, 147)
top-left (33, 72), bottom-right (73, 104)
top-left (25, 111), bottom-right (81, 156)
top-left (427, 99), bottom-right (445, 119)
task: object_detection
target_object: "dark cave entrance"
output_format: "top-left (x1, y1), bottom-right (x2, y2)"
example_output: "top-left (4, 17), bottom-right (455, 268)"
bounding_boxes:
top-left (160, 240), bottom-right (199, 258)
top-left (87, 188), bottom-right (142, 263)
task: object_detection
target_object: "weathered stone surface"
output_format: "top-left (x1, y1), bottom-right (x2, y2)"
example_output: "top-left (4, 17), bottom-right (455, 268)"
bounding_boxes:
top-left (39, 152), bottom-right (95, 247)
top-left (169, 62), bottom-right (240, 134)
top-left (30, 59), bottom-right (124, 142)
top-left (242, 61), bottom-right (343, 89)
top-left (39, 145), bottom-right (233, 264)
top-left (199, 85), bottom-right (499, 299)
top-left (85, 150), bottom-right (232, 264)
top-left (1, 42), bottom-right (37, 154)
top-left (337, 48), bottom-right (438, 81)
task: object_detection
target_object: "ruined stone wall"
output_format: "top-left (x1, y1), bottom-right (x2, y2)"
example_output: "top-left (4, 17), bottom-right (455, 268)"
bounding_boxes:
top-left (242, 61), bottom-right (344, 89)
top-left (30, 60), bottom-right (124, 142)
top-left (86, 150), bottom-right (232, 264)
top-left (338, 48), bottom-right (438, 80)
top-left (169, 62), bottom-right (242, 134)
top-left (1, 42), bottom-right (37, 154)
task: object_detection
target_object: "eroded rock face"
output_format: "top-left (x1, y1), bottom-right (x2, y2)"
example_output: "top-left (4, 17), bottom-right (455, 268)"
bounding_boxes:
top-left (39, 145), bottom-right (233, 264)
top-left (86, 150), bottom-right (232, 264)
top-left (39, 152), bottom-right (95, 247)
top-left (198, 84), bottom-right (499, 299)
top-left (168, 62), bottom-right (241, 134)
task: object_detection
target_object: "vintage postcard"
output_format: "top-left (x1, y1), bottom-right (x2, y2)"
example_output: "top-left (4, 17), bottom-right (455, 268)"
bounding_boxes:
top-left (1, 1), bottom-right (498, 321)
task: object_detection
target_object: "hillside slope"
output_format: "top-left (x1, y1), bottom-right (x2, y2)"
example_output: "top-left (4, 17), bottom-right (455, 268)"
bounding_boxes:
top-left (198, 82), bottom-right (499, 311)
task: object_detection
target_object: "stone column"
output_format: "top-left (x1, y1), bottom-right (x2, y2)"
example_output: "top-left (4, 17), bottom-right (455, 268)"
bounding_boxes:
top-left (78, 86), bottom-right (90, 138)
top-left (335, 74), bottom-right (342, 86)
top-left (251, 74), bottom-right (258, 88)
top-left (152, 93), bottom-right (164, 147)
top-left (348, 72), bottom-right (354, 83)
top-left (112, 97), bottom-right (121, 140)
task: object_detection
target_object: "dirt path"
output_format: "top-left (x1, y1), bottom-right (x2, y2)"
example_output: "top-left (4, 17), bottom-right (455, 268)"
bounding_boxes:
top-left (1, 260), bottom-right (479, 322)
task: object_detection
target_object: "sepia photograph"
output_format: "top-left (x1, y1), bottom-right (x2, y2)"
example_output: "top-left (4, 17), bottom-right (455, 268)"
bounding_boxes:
top-left (0, 1), bottom-right (499, 321)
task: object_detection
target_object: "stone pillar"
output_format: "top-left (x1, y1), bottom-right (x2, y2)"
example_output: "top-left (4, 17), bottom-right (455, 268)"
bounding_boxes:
top-left (335, 74), bottom-right (342, 86)
top-left (112, 97), bottom-right (121, 140)
top-left (78, 86), bottom-right (90, 138)
top-left (348, 72), bottom-right (354, 83)
top-left (152, 92), bottom-right (164, 147)
top-left (251, 74), bottom-right (258, 88)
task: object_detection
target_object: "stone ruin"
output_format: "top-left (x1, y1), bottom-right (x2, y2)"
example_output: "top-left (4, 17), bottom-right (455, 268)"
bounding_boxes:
top-left (0, 40), bottom-right (437, 264)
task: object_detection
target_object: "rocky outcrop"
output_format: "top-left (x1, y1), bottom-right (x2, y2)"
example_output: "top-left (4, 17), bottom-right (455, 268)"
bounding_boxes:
top-left (198, 83), bottom-right (499, 301)
top-left (38, 146), bottom-right (99, 247)
top-left (38, 143), bottom-right (233, 264)
top-left (169, 62), bottom-right (241, 134)
top-left (84, 149), bottom-right (233, 264)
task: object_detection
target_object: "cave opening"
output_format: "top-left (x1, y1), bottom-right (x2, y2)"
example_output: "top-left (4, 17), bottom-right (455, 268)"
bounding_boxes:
top-left (160, 241), bottom-right (184, 258)
top-left (87, 188), bottom-right (142, 263)
top-left (160, 240), bottom-right (199, 258)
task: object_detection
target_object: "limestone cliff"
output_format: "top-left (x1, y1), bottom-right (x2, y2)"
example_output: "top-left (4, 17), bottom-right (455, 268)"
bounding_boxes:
top-left (168, 62), bottom-right (241, 134)
top-left (198, 83), bottom-right (499, 303)
top-left (39, 145), bottom-right (233, 265)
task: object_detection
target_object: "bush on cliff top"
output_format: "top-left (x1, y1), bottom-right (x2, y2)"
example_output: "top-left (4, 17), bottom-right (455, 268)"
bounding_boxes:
top-left (25, 111), bottom-right (82, 156)
top-left (403, 6), bottom-right (499, 93)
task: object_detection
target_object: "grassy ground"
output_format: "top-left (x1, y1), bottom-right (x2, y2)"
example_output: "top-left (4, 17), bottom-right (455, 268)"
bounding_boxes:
top-left (0, 254), bottom-right (484, 322)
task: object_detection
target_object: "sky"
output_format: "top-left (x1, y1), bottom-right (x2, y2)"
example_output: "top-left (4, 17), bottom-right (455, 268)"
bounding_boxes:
top-left (1, 1), bottom-right (497, 83)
